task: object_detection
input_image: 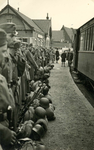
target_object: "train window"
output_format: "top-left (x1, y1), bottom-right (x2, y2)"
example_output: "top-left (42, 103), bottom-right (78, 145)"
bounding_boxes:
top-left (87, 29), bottom-right (90, 51)
top-left (90, 27), bottom-right (93, 51)
top-left (79, 32), bottom-right (85, 51)
top-left (92, 27), bottom-right (94, 51)
top-left (79, 25), bottom-right (94, 51)
top-left (84, 30), bottom-right (87, 51)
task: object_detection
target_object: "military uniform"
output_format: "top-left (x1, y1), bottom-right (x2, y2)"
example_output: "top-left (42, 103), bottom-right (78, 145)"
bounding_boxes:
top-left (26, 48), bottom-right (39, 80)
top-left (0, 28), bottom-right (17, 149)
top-left (0, 74), bottom-right (16, 149)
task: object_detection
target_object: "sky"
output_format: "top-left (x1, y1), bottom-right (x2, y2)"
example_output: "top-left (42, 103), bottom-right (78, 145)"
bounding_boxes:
top-left (0, 0), bottom-right (94, 30)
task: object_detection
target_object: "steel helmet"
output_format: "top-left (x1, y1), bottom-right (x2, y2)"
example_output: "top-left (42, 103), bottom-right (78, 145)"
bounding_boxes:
top-left (45, 94), bottom-right (52, 103)
top-left (32, 124), bottom-right (45, 140)
top-left (46, 107), bottom-right (55, 121)
top-left (40, 97), bottom-right (49, 109)
top-left (35, 142), bottom-right (46, 150)
top-left (35, 118), bottom-right (48, 131)
top-left (35, 107), bottom-right (46, 119)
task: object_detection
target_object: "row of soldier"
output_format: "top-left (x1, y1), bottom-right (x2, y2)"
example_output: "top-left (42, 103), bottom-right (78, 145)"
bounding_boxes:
top-left (0, 23), bottom-right (55, 150)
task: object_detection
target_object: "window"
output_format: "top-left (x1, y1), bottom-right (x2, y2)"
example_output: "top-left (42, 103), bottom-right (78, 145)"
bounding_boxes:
top-left (79, 32), bottom-right (85, 51)
top-left (23, 38), bottom-right (27, 42)
top-left (92, 27), bottom-right (94, 51)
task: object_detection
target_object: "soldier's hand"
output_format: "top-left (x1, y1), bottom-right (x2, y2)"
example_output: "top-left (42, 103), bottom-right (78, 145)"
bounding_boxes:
top-left (10, 131), bottom-right (17, 145)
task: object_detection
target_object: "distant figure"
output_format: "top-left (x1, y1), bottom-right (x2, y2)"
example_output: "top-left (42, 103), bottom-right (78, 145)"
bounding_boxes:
top-left (61, 51), bottom-right (66, 67)
top-left (55, 49), bottom-right (59, 63)
top-left (67, 49), bottom-right (73, 67)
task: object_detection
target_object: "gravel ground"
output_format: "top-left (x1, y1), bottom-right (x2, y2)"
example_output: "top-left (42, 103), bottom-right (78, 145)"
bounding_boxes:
top-left (43, 61), bottom-right (94, 150)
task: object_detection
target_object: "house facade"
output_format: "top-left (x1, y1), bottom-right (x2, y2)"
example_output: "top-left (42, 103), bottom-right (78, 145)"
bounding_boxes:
top-left (0, 4), bottom-right (52, 48)
top-left (52, 26), bottom-right (76, 49)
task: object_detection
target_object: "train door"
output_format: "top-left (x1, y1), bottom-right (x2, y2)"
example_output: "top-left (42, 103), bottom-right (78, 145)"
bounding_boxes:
top-left (73, 29), bottom-right (80, 70)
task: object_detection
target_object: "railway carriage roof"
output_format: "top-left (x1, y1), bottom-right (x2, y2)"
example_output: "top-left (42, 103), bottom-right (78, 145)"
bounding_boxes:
top-left (78, 17), bottom-right (94, 29)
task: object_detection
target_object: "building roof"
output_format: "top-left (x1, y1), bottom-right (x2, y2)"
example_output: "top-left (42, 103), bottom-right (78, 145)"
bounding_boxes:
top-left (33, 19), bottom-right (51, 34)
top-left (0, 4), bottom-right (44, 34)
top-left (61, 26), bottom-right (76, 42)
top-left (52, 30), bottom-right (65, 42)
top-left (52, 26), bottom-right (76, 48)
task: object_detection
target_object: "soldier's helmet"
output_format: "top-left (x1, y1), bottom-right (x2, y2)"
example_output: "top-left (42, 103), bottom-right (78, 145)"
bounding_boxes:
top-left (46, 107), bottom-right (55, 121)
top-left (35, 118), bottom-right (48, 131)
top-left (0, 22), bottom-right (19, 48)
top-left (45, 94), bottom-right (52, 103)
top-left (40, 97), bottom-right (49, 109)
top-left (35, 106), bottom-right (46, 119)
top-left (32, 124), bottom-right (45, 140)
top-left (36, 142), bottom-right (46, 150)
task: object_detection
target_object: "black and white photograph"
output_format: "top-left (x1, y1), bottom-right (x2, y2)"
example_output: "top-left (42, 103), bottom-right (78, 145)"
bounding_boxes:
top-left (0, 0), bottom-right (94, 150)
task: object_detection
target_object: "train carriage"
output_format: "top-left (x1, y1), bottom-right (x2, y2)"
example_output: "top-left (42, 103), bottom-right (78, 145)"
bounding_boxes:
top-left (73, 18), bottom-right (94, 86)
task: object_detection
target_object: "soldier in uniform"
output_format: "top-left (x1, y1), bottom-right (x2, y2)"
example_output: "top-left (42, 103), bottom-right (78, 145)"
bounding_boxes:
top-left (26, 43), bottom-right (39, 81)
top-left (0, 22), bottom-right (26, 131)
top-left (0, 28), bottom-right (17, 149)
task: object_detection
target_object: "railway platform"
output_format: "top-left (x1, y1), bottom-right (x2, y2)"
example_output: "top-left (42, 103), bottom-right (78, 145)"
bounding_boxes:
top-left (43, 60), bottom-right (94, 150)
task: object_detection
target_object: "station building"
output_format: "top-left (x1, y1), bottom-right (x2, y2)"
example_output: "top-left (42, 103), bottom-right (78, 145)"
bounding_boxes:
top-left (0, 4), bottom-right (52, 48)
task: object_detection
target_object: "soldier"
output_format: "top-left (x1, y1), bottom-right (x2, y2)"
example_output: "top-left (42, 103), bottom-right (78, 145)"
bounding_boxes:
top-left (0, 22), bottom-right (17, 84)
top-left (0, 22), bottom-right (26, 131)
top-left (0, 28), bottom-right (16, 149)
top-left (67, 48), bottom-right (73, 67)
top-left (26, 43), bottom-right (39, 81)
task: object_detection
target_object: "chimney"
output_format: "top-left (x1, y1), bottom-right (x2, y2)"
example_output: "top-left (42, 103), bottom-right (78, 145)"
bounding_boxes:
top-left (46, 13), bottom-right (49, 20)
top-left (18, 7), bottom-right (19, 11)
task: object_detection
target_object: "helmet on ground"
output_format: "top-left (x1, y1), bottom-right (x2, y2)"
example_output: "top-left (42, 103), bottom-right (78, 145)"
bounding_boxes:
top-left (35, 107), bottom-right (46, 119)
top-left (35, 118), bottom-right (48, 131)
top-left (40, 97), bottom-right (49, 109)
top-left (32, 140), bottom-right (46, 150)
top-left (45, 94), bottom-right (52, 103)
top-left (36, 144), bottom-right (46, 150)
top-left (46, 107), bottom-right (55, 121)
top-left (32, 124), bottom-right (45, 140)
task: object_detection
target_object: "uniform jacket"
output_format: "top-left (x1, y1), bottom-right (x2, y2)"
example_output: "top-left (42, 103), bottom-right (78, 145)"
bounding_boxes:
top-left (0, 74), bottom-right (15, 111)
top-left (0, 74), bottom-right (15, 146)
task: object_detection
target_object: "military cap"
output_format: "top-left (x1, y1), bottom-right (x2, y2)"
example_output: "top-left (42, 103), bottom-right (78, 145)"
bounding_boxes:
top-left (0, 28), bottom-right (7, 47)
top-left (0, 22), bottom-right (16, 35)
